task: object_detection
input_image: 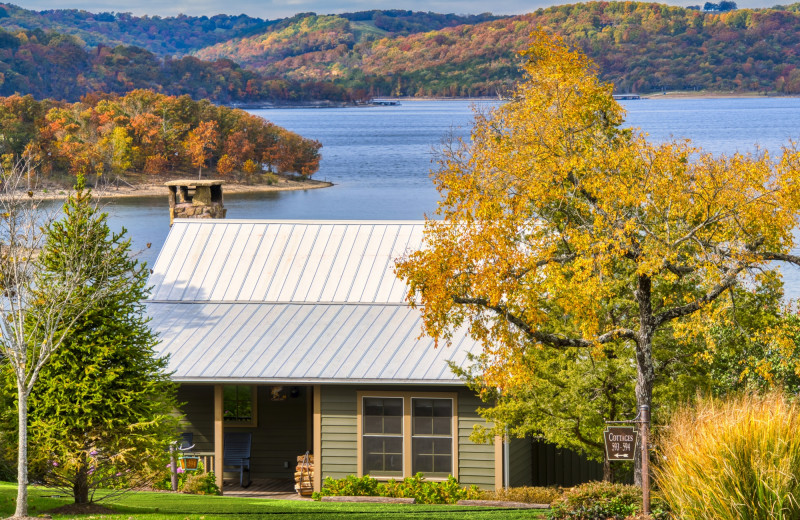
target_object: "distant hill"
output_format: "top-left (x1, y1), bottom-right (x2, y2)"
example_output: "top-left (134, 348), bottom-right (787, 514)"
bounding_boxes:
top-left (194, 2), bottom-right (800, 96)
top-left (5, 2), bottom-right (800, 100)
top-left (0, 3), bottom-right (273, 55)
top-left (0, 5), bottom-right (500, 56)
top-left (0, 27), bottom-right (368, 103)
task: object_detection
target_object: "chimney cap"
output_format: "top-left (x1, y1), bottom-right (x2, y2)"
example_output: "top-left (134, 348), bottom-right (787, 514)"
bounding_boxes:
top-left (165, 179), bottom-right (225, 187)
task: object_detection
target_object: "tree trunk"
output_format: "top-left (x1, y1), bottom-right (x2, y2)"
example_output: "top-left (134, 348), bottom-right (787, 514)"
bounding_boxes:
top-left (602, 457), bottom-right (613, 482)
top-left (633, 274), bottom-right (656, 487)
top-left (14, 385), bottom-right (28, 518)
top-left (74, 463), bottom-right (89, 505)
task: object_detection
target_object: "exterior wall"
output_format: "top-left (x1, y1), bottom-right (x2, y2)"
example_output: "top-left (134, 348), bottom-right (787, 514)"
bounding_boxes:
top-left (319, 385), bottom-right (496, 489)
top-left (530, 438), bottom-right (604, 486)
top-left (457, 391), bottom-right (496, 489)
top-left (509, 436), bottom-right (533, 487)
top-left (177, 384), bottom-right (310, 480)
top-left (319, 386), bottom-right (358, 480)
top-left (177, 385), bottom-right (214, 452)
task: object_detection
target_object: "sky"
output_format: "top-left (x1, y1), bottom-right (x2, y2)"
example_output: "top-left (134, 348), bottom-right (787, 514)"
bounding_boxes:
top-left (11, 0), bottom-right (788, 19)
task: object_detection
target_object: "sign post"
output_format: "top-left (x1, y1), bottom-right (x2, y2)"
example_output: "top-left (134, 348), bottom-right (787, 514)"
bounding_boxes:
top-left (639, 405), bottom-right (651, 516)
top-left (604, 406), bottom-right (650, 516)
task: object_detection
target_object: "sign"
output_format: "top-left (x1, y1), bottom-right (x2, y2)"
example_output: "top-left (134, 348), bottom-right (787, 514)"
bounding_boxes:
top-left (604, 426), bottom-right (638, 461)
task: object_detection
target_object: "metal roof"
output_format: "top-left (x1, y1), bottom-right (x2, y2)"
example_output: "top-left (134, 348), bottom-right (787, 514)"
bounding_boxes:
top-left (149, 220), bottom-right (425, 304)
top-left (147, 220), bottom-right (481, 384)
top-left (146, 301), bottom-right (480, 384)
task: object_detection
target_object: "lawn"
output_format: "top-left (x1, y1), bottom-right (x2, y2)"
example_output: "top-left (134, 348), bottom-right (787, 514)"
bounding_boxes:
top-left (0, 482), bottom-right (548, 520)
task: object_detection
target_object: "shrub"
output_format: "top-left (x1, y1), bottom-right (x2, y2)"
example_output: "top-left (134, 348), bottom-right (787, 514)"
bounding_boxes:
top-left (483, 486), bottom-right (563, 504)
top-left (655, 391), bottom-right (800, 520)
top-left (549, 481), bottom-right (641, 520)
top-left (313, 473), bottom-right (482, 504)
top-left (181, 472), bottom-right (220, 495)
top-left (315, 474), bottom-right (381, 497)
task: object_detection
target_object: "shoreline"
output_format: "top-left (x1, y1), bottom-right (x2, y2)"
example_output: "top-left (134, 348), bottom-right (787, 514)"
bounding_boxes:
top-left (31, 176), bottom-right (333, 201)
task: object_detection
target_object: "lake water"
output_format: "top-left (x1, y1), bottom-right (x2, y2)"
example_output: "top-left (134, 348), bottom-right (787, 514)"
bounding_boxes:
top-left (108, 98), bottom-right (800, 297)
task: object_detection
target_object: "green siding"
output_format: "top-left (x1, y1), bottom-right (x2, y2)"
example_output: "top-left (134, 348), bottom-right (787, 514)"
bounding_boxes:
top-left (176, 385), bottom-right (214, 453)
top-left (319, 385), bottom-right (497, 489)
top-left (509, 437), bottom-right (533, 487)
top-left (457, 389), bottom-right (496, 490)
top-left (320, 386), bottom-right (358, 479)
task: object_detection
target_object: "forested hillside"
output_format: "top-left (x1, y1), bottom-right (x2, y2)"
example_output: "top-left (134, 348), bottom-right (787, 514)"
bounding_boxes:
top-left (0, 28), bottom-right (369, 103)
top-left (196, 3), bottom-right (800, 96)
top-left (4, 2), bottom-right (800, 99)
top-left (0, 5), bottom-right (498, 55)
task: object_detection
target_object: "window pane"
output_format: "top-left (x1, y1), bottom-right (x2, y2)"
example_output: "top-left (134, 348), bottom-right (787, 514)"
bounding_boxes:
top-left (223, 385), bottom-right (253, 422)
top-left (412, 436), bottom-right (453, 476)
top-left (432, 417), bottom-right (451, 435)
top-left (414, 399), bottom-right (433, 417)
top-left (364, 398), bottom-right (384, 416)
top-left (383, 415), bottom-right (402, 434)
top-left (433, 400), bottom-right (452, 417)
top-left (363, 397), bottom-right (403, 434)
top-left (364, 436), bottom-right (403, 476)
top-left (364, 416), bottom-right (383, 434)
top-left (413, 416), bottom-right (432, 436)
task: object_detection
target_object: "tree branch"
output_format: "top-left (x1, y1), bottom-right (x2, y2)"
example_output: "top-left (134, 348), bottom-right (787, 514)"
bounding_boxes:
top-left (452, 296), bottom-right (637, 348)
top-left (653, 266), bottom-right (744, 327)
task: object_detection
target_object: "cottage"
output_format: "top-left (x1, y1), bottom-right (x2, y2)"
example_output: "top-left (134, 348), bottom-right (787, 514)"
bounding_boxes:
top-left (146, 219), bottom-right (537, 494)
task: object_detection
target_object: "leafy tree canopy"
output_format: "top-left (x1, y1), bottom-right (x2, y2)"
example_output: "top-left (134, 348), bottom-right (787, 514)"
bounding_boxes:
top-left (396, 30), bottom-right (800, 483)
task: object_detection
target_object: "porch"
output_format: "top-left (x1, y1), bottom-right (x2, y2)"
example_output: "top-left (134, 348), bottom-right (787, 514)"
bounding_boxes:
top-left (177, 384), bottom-right (315, 496)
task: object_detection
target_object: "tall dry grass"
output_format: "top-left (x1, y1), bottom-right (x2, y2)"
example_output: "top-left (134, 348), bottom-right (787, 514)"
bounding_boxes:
top-left (655, 391), bottom-right (800, 520)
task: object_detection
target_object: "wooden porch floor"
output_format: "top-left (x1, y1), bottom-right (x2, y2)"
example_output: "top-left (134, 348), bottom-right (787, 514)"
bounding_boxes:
top-left (222, 478), bottom-right (311, 500)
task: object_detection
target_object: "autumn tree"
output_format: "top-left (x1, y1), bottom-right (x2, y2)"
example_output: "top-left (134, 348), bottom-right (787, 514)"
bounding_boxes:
top-left (395, 31), bottom-right (800, 485)
top-left (184, 120), bottom-right (219, 179)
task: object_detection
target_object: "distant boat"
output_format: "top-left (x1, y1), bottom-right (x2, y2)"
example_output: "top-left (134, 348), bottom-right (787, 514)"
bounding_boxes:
top-left (613, 94), bottom-right (641, 100)
top-left (371, 100), bottom-right (402, 106)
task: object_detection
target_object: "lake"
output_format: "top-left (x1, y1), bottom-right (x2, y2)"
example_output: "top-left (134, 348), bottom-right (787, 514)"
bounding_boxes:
top-left (106, 97), bottom-right (800, 296)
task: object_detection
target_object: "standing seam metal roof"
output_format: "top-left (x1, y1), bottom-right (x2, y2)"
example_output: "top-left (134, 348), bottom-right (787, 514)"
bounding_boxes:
top-left (147, 220), bottom-right (481, 384)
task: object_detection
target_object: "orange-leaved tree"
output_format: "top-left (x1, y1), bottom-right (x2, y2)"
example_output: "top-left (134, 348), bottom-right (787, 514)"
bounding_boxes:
top-left (395, 31), bottom-right (800, 485)
top-left (184, 120), bottom-right (219, 179)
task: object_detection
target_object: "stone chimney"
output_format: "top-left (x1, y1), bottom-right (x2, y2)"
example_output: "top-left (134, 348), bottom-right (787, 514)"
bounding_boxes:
top-left (166, 180), bottom-right (226, 226)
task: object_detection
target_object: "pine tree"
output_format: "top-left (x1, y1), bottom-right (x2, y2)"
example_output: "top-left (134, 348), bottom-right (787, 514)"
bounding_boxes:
top-left (18, 177), bottom-right (178, 505)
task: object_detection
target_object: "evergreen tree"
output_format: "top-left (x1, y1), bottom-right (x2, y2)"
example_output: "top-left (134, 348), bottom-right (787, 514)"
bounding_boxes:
top-left (11, 178), bottom-right (178, 504)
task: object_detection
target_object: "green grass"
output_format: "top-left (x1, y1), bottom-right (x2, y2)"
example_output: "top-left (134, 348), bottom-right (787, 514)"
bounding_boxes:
top-left (0, 482), bottom-right (548, 519)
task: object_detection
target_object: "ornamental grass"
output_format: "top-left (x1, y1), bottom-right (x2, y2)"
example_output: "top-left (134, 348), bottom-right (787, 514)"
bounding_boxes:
top-left (655, 391), bottom-right (800, 520)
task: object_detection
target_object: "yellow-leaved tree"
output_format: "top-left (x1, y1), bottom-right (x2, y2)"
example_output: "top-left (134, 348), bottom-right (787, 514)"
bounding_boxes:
top-left (395, 31), bottom-right (800, 485)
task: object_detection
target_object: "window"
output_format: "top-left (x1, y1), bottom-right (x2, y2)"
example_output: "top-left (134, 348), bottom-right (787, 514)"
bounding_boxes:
top-left (412, 398), bottom-right (453, 478)
top-left (358, 392), bottom-right (457, 480)
top-left (362, 397), bottom-right (403, 477)
top-left (223, 385), bottom-right (256, 426)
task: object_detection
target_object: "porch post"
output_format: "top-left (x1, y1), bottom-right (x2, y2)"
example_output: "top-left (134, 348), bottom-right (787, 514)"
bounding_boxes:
top-left (313, 385), bottom-right (321, 493)
top-left (494, 435), bottom-right (503, 490)
top-left (214, 384), bottom-right (224, 493)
